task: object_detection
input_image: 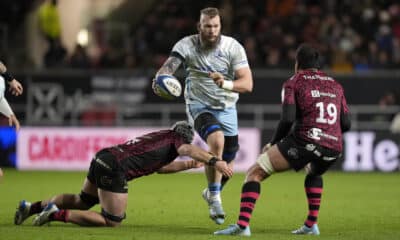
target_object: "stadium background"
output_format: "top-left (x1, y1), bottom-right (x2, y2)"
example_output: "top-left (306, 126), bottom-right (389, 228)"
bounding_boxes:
top-left (0, 1), bottom-right (399, 239)
top-left (1, 0), bottom-right (399, 172)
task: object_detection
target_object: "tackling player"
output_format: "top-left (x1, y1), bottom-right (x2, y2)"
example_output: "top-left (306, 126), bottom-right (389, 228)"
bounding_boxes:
top-left (214, 44), bottom-right (351, 236)
top-left (153, 7), bottom-right (253, 225)
top-left (14, 121), bottom-right (233, 227)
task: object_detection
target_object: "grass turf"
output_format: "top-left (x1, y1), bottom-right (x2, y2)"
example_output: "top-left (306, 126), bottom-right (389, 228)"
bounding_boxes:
top-left (0, 169), bottom-right (399, 240)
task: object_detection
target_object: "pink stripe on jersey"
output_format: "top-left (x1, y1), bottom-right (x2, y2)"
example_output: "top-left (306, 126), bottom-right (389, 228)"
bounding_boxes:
top-left (240, 202), bottom-right (255, 209)
top-left (241, 192), bottom-right (260, 199)
top-left (239, 212), bottom-right (252, 219)
top-left (306, 187), bottom-right (323, 194)
top-left (237, 220), bottom-right (249, 227)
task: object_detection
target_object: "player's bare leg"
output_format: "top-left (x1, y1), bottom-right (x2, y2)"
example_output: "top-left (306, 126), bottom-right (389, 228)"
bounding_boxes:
top-left (203, 130), bottom-right (226, 224)
top-left (15, 178), bottom-right (98, 225)
top-left (62, 190), bottom-right (127, 227)
top-left (33, 189), bottom-right (128, 227)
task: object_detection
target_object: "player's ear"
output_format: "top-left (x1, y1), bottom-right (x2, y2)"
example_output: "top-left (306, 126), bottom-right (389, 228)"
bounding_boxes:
top-left (197, 22), bottom-right (201, 32)
top-left (294, 61), bottom-right (298, 73)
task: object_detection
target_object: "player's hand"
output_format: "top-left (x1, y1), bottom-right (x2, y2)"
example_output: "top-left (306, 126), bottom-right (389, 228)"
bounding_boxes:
top-left (262, 143), bottom-right (272, 153)
top-left (188, 159), bottom-right (204, 169)
top-left (8, 114), bottom-right (20, 131)
top-left (214, 160), bottom-right (233, 177)
top-left (209, 72), bottom-right (224, 87)
top-left (8, 79), bottom-right (23, 96)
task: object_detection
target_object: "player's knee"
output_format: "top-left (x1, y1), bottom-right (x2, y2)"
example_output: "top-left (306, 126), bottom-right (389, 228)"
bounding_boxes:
top-left (255, 152), bottom-right (276, 176)
top-left (245, 162), bottom-right (270, 182)
top-left (194, 112), bottom-right (222, 142)
top-left (79, 191), bottom-right (99, 209)
top-left (223, 135), bottom-right (239, 163)
top-left (101, 208), bottom-right (126, 227)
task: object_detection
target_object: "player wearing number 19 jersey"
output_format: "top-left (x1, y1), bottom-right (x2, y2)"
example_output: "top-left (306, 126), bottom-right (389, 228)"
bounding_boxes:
top-left (214, 44), bottom-right (351, 236)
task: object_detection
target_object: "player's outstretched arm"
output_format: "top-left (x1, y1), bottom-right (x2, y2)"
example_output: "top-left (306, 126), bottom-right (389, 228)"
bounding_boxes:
top-left (152, 56), bottom-right (182, 97)
top-left (0, 61), bottom-right (23, 96)
top-left (157, 160), bottom-right (203, 174)
top-left (177, 144), bottom-right (233, 177)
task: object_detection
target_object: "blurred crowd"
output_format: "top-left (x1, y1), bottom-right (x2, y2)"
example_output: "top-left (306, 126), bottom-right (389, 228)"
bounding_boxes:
top-left (127, 0), bottom-right (400, 72)
top-left (8, 0), bottom-right (399, 71)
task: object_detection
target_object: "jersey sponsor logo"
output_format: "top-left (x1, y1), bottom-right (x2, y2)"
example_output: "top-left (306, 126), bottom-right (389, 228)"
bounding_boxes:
top-left (311, 90), bottom-right (337, 98)
top-left (307, 128), bottom-right (339, 141)
top-left (198, 65), bottom-right (228, 74)
top-left (287, 147), bottom-right (299, 159)
top-left (308, 128), bottom-right (322, 140)
top-left (305, 143), bottom-right (316, 151)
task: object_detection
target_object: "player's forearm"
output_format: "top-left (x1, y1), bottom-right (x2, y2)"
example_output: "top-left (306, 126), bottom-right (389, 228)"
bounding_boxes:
top-left (232, 76), bottom-right (253, 93)
top-left (156, 56), bottom-right (182, 76)
top-left (157, 161), bottom-right (191, 174)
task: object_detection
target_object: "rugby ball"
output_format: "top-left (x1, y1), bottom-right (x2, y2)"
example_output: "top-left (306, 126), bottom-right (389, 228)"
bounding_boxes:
top-left (155, 75), bottom-right (182, 100)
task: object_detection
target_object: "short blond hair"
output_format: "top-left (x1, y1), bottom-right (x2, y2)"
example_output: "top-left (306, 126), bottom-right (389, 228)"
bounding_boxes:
top-left (200, 7), bottom-right (220, 18)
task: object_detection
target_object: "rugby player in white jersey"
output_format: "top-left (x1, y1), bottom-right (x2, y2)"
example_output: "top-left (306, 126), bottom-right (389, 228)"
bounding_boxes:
top-left (153, 7), bottom-right (253, 224)
top-left (0, 61), bottom-right (23, 180)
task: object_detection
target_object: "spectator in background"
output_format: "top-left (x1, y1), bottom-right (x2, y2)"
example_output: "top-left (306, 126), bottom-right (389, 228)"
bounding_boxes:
top-left (374, 91), bottom-right (398, 123)
top-left (38, 0), bottom-right (67, 68)
top-left (68, 44), bottom-right (91, 69)
top-left (43, 38), bottom-right (67, 68)
top-left (38, 0), bottom-right (61, 48)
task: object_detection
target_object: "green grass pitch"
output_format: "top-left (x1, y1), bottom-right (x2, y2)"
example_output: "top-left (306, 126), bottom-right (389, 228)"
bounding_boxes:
top-left (0, 170), bottom-right (399, 240)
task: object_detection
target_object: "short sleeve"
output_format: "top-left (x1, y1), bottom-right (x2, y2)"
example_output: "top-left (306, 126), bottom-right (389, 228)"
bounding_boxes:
top-left (171, 38), bottom-right (188, 62)
top-left (231, 40), bottom-right (249, 71)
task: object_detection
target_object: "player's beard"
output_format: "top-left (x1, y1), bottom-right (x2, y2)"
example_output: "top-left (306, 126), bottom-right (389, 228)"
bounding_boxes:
top-left (199, 32), bottom-right (221, 49)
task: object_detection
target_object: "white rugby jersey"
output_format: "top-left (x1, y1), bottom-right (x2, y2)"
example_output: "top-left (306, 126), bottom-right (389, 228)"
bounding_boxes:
top-left (171, 34), bottom-right (249, 109)
top-left (0, 76), bottom-right (5, 99)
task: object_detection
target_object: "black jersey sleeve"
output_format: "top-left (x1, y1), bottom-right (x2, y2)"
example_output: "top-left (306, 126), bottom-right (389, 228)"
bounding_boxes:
top-left (270, 104), bottom-right (296, 144)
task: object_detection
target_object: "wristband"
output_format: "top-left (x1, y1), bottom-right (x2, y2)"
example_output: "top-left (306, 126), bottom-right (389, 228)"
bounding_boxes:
top-left (207, 156), bottom-right (220, 166)
top-left (221, 80), bottom-right (234, 91)
top-left (1, 71), bottom-right (14, 82)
